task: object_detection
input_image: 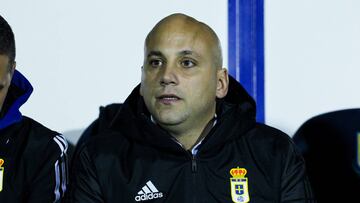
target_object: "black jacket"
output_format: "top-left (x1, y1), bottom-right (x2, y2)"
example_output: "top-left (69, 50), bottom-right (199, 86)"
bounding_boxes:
top-left (0, 70), bottom-right (67, 202)
top-left (68, 76), bottom-right (315, 203)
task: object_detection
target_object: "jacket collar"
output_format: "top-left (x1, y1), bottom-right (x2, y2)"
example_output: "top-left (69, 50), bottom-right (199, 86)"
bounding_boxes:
top-left (110, 75), bottom-right (257, 155)
top-left (0, 70), bottom-right (33, 130)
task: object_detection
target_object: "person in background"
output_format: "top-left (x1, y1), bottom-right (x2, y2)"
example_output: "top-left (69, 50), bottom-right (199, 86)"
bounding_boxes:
top-left (68, 13), bottom-right (315, 202)
top-left (0, 15), bottom-right (68, 202)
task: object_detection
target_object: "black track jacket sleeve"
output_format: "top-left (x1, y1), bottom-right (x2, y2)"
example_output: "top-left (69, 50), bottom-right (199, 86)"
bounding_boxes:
top-left (280, 141), bottom-right (314, 202)
top-left (27, 134), bottom-right (68, 203)
top-left (68, 146), bottom-right (103, 203)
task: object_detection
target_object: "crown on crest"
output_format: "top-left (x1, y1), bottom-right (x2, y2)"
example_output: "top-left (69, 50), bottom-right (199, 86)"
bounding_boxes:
top-left (230, 167), bottom-right (247, 178)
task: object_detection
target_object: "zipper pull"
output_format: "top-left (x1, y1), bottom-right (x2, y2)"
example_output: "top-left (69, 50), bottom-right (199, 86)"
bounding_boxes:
top-left (191, 157), bottom-right (197, 173)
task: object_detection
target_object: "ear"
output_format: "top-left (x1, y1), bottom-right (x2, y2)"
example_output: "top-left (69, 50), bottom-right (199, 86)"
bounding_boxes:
top-left (7, 61), bottom-right (16, 79)
top-left (10, 61), bottom-right (16, 75)
top-left (140, 85), bottom-right (144, 96)
top-left (216, 68), bottom-right (229, 99)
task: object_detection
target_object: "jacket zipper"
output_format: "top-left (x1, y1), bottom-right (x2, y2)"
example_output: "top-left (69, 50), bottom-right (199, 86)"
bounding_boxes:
top-left (191, 155), bottom-right (197, 173)
top-left (188, 152), bottom-right (197, 203)
top-left (168, 134), bottom-right (199, 202)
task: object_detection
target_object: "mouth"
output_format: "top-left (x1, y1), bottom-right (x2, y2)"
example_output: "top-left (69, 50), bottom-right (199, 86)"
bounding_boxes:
top-left (156, 94), bottom-right (181, 104)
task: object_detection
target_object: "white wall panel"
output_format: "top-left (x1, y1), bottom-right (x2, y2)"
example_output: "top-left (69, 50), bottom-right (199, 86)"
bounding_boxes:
top-left (265, 0), bottom-right (360, 136)
top-left (1, 0), bottom-right (227, 139)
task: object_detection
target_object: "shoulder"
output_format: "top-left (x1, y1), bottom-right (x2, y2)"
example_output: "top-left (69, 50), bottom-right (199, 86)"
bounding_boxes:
top-left (99, 103), bottom-right (123, 117)
top-left (244, 123), bottom-right (299, 155)
top-left (22, 116), bottom-right (59, 137)
top-left (74, 131), bottom-right (131, 176)
top-left (79, 131), bottom-right (129, 158)
top-left (21, 116), bottom-right (67, 157)
top-left (95, 103), bottom-right (123, 127)
top-left (251, 123), bottom-right (290, 138)
top-left (237, 123), bottom-right (306, 176)
top-left (77, 103), bottom-right (123, 145)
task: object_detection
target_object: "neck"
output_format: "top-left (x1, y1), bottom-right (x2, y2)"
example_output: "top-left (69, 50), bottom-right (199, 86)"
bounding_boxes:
top-left (161, 115), bottom-right (216, 150)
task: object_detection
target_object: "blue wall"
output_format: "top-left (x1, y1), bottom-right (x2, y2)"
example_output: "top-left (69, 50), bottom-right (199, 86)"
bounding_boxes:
top-left (228, 0), bottom-right (264, 122)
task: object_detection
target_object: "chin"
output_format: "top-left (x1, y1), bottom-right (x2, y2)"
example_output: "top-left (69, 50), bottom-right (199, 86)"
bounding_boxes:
top-left (155, 114), bottom-right (185, 126)
top-left (158, 118), bottom-right (181, 126)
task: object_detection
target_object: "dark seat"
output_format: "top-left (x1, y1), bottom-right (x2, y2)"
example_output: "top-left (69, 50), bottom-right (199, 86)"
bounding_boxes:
top-left (293, 109), bottom-right (360, 202)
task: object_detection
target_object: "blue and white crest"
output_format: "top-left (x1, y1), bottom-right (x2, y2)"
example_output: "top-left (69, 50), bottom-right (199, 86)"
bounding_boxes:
top-left (230, 167), bottom-right (250, 203)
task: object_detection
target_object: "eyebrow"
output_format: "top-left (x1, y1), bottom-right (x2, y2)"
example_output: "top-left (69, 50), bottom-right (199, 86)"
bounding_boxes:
top-left (147, 51), bottom-right (164, 58)
top-left (147, 50), bottom-right (200, 58)
top-left (179, 50), bottom-right (200, 58)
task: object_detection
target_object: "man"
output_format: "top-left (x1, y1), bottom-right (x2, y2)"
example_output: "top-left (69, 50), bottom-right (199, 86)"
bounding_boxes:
top-left (0, 15), bottom-right (68, 202)
top-left (69, 13), bottom-right (315, 202)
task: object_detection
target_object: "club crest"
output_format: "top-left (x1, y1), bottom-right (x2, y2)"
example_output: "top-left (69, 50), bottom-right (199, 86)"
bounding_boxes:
top-left (0, 158), bottom-right (4, 192)
top-left (230, 167), bottom-right (250, 203)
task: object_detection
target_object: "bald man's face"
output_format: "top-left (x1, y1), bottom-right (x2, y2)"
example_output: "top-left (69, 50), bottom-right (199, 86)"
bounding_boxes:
top-left (140, 18), bottom-right (228, 132)
top-left (0, 55), bottom-right (13, 112)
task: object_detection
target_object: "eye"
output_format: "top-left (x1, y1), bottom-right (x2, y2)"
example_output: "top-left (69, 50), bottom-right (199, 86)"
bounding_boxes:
top-left (149, 59), bottom-right (163, 68)
top-left (181, 59), bottom-right (196, 68)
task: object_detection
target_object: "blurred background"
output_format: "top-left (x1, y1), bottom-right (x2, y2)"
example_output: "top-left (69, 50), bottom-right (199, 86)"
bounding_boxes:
top-left (1, 0), bottom-right (359, 144)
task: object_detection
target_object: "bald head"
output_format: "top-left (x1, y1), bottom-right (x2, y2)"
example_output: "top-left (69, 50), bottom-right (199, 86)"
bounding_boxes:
top-left (145, 13), bottom-right (223, 69)
top-left (140, 14), bottom-right (229, 141)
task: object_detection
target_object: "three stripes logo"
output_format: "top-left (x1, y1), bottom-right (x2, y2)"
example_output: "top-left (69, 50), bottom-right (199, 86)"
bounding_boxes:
top-left (135, 180), bottom-right (163, 202)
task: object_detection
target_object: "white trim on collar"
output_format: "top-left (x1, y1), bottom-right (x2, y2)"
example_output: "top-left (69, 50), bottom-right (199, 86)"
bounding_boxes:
top-left (150, 114), bottom-right (217, 155)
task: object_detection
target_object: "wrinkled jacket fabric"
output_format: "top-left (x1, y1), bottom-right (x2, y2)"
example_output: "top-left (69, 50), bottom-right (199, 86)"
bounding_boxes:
top-left (68, 76), bottom-right (315, 203)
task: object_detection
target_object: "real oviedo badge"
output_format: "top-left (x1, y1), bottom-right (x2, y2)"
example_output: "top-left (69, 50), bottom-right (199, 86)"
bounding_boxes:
top-left (0, 158), bottom-right (4, 192)
top-left (230, 167), bottom-right (250, 203)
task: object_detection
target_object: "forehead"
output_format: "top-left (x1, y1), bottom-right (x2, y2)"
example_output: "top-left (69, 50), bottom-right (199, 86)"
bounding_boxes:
top-left (145, 22), bottom-right (215, 55)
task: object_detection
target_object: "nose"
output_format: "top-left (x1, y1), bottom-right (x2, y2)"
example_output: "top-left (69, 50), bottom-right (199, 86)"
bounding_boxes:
top-left (160, 65), bottom-right (178, 86)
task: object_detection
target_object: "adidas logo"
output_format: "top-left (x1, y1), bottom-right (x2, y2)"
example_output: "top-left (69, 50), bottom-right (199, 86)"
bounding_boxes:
top-left (134, 181), bottom-right (163, 202)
